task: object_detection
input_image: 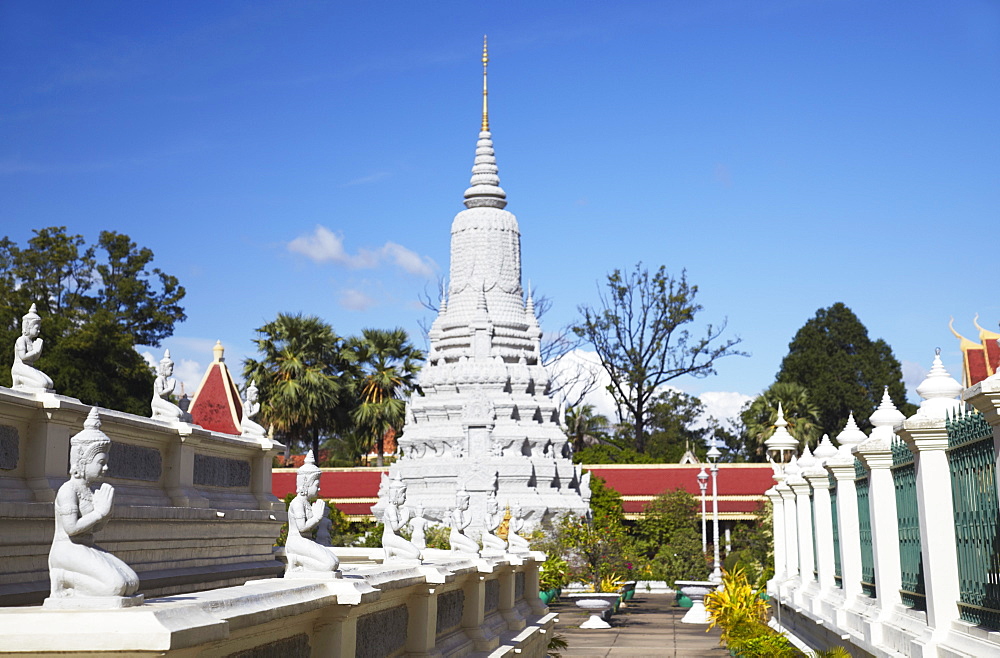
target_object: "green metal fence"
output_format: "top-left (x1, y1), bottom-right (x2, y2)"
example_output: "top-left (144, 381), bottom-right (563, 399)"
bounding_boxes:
top-left (892, 435), bottom-right (925, 610)
top-left (811, 493), bottom-right (818, 580)
top-left (830, 472), bottom-right (842, 587)
top-left (947, 408), bottom-right (1000, 630)
top-left (856, 458), bottom-right (876, 597)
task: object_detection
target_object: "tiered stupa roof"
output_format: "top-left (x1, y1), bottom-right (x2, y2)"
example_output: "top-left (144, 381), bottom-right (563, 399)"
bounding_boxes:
top-left (188, 341), bottom-right (243, 435)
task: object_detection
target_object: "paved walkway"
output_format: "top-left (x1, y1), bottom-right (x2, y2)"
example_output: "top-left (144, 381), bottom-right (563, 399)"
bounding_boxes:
top-left (549, 593), bottom-right (729, 657)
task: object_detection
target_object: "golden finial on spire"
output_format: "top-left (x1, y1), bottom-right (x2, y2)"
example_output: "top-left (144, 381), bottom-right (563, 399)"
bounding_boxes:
top-left (481, 35), bottom-right (489, 132)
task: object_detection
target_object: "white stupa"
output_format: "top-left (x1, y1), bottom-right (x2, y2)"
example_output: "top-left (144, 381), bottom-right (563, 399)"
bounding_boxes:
top-left (372, 40), bottom-right (591, 536)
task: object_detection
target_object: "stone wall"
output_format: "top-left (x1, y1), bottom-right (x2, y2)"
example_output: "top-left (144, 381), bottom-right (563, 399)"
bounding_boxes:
top-left (0, 387), bottom-right (284, 605)
top-left (0, 551), bottom-right (555, 657)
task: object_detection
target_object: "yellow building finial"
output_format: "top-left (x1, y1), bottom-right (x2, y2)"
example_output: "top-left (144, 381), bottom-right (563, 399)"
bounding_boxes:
top-left (481, 35), bottom-right (489, 131)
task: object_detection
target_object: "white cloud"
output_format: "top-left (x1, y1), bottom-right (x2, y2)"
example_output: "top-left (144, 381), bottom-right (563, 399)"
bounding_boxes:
top-left (698, 391), bottom-right (753, 426)
top-left (339, 288), bottom-right (377, 311)
top-left (174, 359), bottom-right (204, 398)
top-left (382, 241), bottom-right (436, 277)
top-left (288, 225), bottom-right (435, 276)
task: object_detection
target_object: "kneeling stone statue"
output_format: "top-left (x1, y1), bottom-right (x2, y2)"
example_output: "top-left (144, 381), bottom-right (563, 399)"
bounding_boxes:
top-left (285, 451), bottom-right (340, 577)
top-left (45, 408), bottom-right (142, 608)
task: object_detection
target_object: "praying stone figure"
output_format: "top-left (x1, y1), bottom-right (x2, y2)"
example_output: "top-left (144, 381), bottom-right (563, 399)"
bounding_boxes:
top-left (381, 476), bottom-right (422, 562)
top-left (240, 380), bottom-right (267, 439)
top-left (481, 493), bottom-right (507, 555)
top-left (507, 502), bottom-right (530, 554)
top-left (151, 350), bottom-right (189, 422)
top-left (285, 451), bottom-right (340, 576)
top-left (449, 489), bottom-right (479, 555)
top-left (11, 303), bottom-right (54, 393)
top-left (409, 503), bottom-right (429, 550)
top-left (46, 408), bottom-right (141, 608)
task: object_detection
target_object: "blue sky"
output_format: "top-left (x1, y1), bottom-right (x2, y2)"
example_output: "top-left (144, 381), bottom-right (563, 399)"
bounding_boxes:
top-left (2, 1), bottom-right (998, 425)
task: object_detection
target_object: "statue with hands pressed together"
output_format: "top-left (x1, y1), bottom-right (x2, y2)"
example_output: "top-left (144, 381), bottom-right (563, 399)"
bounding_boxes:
top-left (46, 408), bottom-right (141, 606)
top-left (449, 489), bottom-right (479, 554)
top-left (507, 502), bottom-right (530, 553)
top-left (285, 451), bottom-right (340, 575)
top-left (381, 475), bottom-right (422, 561)
top-left (151, 350), bottom-right (189, 422)
top-left (11, 303), bottom-right (54, 393)
top-left (240, 380), bottom-right (267, 439)
top-left (481, 493), bottom-right (507, 554)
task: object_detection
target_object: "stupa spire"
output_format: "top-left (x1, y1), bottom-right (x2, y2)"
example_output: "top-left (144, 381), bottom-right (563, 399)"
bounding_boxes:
top-left (481, 35), bottom-right (489, 132)
top-left (464, 37), bottom-right (507, 210)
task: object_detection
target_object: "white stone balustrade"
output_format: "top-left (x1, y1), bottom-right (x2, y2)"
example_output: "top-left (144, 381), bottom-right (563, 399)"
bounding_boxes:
top-left (770, 355), bottom-right (1000, 657)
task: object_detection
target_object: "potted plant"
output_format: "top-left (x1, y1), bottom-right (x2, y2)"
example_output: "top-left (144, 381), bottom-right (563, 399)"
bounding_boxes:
top-left (539, 554), bottom-right (569, 603)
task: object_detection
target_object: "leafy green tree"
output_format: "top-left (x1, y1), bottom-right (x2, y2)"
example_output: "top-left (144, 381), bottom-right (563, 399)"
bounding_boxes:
top-left (243, 313), bottom-right (353, 457)
top-left (573, 263), bottom-right (745, 453)
top-left (89, 231), bottom-right (186, 346)
top-left (588, 475), bottom-right (625, 526)
top-left (645, 390), bottom-right (733, 463)
top-left (0, 227), bottom-right (185, 413)
top-left (634, 488), bottom-right (707, 582)
top-left (725, 499), bottom-right (774, 587)
top-left (738, 382), bottom-right (821, 461)
top-left (348, 327), bottom-right (423, 467)
top-left (775, 303), bottom-right (915, 435)
top-left (47, 310), bottom-right (156, 416)
top-left (634, 487), bottom-right (699, 549)
top-left (573, 443), bottom-right (658, 465)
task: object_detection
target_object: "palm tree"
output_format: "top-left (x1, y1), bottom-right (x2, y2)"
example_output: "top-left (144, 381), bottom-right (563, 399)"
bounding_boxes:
top-left (349, 328), bottom-right (423, 467)
top-left (564, 404), bottom-right (611, 454)
top-left (243, 313), bottom-right (351, 458)
top-left (740, 381), bottom-right (822, 461)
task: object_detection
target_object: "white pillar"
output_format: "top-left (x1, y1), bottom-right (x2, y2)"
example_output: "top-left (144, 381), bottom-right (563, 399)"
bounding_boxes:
top-left (803, 469), bottom-right (835, 593)
top-left (766, 487), bottom-right (786, 585)
top-left (790, 476), bottom-right (815, 584)
top-left (898, 418), bottom-right (960, 640)
top-left (778, 482), bottom-right (799, 581)
top-left (827, 455), bottom-right (862, 601)
top-left (855, 437), bottom-right (902, 617)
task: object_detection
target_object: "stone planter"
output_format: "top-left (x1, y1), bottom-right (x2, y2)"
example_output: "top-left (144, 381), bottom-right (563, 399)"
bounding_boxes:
top-left (622, 580), bottom-right (637, 602)
top-left (675, 580), bottom-right (716, 624)
top-left (565, 592), bottom-right (622, 629)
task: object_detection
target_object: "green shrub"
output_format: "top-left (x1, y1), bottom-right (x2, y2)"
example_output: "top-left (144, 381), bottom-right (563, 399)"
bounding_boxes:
top-left (539, 555), bottom-right (569, 591)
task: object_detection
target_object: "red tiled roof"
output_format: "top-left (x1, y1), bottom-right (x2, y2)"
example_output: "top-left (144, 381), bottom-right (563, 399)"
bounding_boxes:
top-left (585, 464), bottom-right (773, 497)
top-left (272, 467), bottom-right (388, 500)
top-left (271, 463), bottom-right (773, 519)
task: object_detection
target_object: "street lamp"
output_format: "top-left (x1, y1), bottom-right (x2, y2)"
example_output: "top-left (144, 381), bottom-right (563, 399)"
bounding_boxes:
top-left (697, 466), bottom-right (708, 554)
top-left (708, 439), bottom-right (723, 583)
